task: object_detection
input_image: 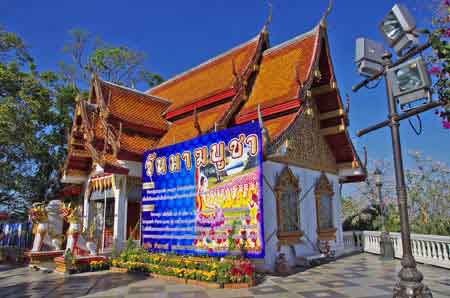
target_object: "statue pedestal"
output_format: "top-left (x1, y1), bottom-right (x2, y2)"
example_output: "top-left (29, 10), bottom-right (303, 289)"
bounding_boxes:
top-left (54, 255), bottom-right (107, 274)
top-left (25, 250), bottom-right (64, 264)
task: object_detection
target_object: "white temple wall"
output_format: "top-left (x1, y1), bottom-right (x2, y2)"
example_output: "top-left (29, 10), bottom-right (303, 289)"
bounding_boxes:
top-left (257, 161), bottom-right (343, 272)
top-left (113, 175), bottom-right (128, 251)
top-left (120, 160), bottom-right (142, 178)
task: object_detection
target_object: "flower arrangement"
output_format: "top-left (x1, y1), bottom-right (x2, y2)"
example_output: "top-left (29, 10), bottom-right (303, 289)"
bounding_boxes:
top-left (111, 244), bottom-right (255, 285)
top-left (89, 260), bottom-right (109, 271)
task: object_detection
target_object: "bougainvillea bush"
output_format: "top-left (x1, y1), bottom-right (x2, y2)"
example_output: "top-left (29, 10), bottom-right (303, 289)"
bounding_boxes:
top-left (425, 1), bottom-right (450, 128)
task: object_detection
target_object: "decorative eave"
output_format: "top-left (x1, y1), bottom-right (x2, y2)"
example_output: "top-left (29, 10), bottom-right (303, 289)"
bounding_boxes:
top-left (216, 28), bottom-right (270, 130)
top-left (61, 100), bottom-right (92, 183)
top-left (235, 99), bottom-right (301, 125)
top-left (262, 24), bottom-right (322, 148)
top-left (164, 88), bottom-right (236, 121)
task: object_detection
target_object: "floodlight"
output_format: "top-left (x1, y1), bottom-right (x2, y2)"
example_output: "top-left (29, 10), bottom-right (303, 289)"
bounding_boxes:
top-left (379, 4), bottom-right (417, 55)
top-left (355, 38), bottom-right (385, 77)
top-left (386, 57), bottom-right (431, 110)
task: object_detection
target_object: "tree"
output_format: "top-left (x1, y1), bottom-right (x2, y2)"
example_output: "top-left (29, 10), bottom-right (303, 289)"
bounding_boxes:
top-left (60, 29), bottom-right (163, 89)
top-left (0, 26), bottom-right (77, 219)
top-left (406, 151), bottom-right (450, 235)
top-left (343, 152), bottom-right (450, 235)
top-left (0, 26), bottom-right (164, 220)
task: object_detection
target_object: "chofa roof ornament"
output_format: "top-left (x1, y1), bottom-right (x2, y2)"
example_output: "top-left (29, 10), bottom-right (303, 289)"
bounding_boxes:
top-left (262, 1), bottom-right (272, 33)
top-left (320, 0), bottom-right (333, 28)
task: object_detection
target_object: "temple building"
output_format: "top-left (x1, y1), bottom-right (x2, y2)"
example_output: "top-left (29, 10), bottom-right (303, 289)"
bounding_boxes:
top-left (61, 18), bottom-right (366, 271)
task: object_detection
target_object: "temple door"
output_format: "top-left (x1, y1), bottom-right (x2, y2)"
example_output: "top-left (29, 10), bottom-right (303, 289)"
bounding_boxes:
top-left (103, 198), bottom-right (114, 249)
top-left (127, 202), bottom-right (140, 240)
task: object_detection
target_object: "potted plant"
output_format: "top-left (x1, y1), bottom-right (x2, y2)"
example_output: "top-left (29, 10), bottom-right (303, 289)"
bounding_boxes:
top-left (63, 249), bottom-right (76, 274)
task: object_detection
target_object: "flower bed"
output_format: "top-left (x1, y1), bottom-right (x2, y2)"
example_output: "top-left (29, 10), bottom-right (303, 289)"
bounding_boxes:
top-left (55, 250), bottom-right (109, 274)
top-left (110, 239), bottom-right (256, 287)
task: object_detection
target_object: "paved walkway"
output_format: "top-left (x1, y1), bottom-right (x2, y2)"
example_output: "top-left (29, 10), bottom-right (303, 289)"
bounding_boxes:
top-left (1, 254), bottom-right (449, 298)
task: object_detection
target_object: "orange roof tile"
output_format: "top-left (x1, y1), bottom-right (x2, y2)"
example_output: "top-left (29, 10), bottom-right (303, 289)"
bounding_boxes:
top-left (92, 114), bottom-right (158, 155)
top-left (265, 112), bottom-right (299, 141)
top-left (120, 133), bottom-right (159, 154)
top-left (157, 103), bottom-right (231, 148)
top-left (148, 36), bottom-right (260, 114)
top-left (99, 80), bottom-right (170, 131)
top-left (239, 28), bottom-right (318, 116)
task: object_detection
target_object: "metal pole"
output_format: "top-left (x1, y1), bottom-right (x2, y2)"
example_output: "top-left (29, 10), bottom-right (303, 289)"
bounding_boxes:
top-left (382, 53), bottom-right (431, 298)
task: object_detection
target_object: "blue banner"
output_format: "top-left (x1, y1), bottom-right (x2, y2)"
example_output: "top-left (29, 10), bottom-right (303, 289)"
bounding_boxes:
top-left (0, 222), bottom-right (32, 248)
top-left (141, 122), bottom-right (264, 258)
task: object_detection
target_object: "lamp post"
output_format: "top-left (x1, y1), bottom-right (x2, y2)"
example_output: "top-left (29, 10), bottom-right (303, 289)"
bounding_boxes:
top-left (374, 168), bottom-right (393, 260)
top-left (373, 168), bottom-right (385, 230)
top-left (352, 3), bottom-right (446, 297)
top-left (381, 52), bottom-right (430, 297)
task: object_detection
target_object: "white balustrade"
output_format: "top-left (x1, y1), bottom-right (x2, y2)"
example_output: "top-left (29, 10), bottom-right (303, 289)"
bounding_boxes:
top-left (343, 231), bottom-right (450, 269)
top-left (343, 231), bottom-right (363, 254)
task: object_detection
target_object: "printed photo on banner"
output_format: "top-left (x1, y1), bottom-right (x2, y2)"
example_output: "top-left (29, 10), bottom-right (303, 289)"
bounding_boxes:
top-left (141, 122), bottom-right (264, 258)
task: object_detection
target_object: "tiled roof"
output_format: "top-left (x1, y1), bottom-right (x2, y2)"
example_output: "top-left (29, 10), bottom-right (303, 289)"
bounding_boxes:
top-left (264, 112), bottom-right (299, 141)
top-left (120, 132), bottom-right (159, 154)
top-left (238, 28), bottom-right (318, 116)
top-left (148, 35), bottom-right (260, 114)
top-left (92, 113), bottom-right (158, 155)
top-left (99, 80), bottom-right (170, 131)
top-left (157, 103), bottom-right (231, 148)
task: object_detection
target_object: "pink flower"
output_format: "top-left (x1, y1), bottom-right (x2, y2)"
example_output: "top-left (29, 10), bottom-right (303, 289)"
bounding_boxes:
top-left (444, 0), bottom-right (450, 7)
top-left (442, 119), bottom-right (450, 129)
top-left (208, 248), bottom-right (213, 254)
top-left (445, 28), bottom-right (450, 38)
top-left (428, 66), bottom-right (442, 75)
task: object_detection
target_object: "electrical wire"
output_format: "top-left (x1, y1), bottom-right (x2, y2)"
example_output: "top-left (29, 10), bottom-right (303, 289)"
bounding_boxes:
top-left (364, 77), bottom-right (382, 89)
top-left (408, 114), bottom-right (423, 135)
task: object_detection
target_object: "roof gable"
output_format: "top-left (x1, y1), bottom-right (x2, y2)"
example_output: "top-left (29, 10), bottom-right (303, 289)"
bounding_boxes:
top-left (238, 27), bottom-right (319, 117)
top-left (98, 80), bottom-right (170, 132)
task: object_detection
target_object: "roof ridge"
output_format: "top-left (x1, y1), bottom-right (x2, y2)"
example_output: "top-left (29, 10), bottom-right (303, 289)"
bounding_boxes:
top-left (101, 79), bottom-right (171, 105)
top-left (263, 25), bottom-right (318, 56)
top-left (146, 33), bottom-right (262, 94)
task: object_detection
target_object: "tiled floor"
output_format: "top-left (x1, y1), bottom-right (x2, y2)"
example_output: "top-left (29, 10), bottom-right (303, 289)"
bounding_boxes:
top-left (0, 253), bottom-right (449, 298)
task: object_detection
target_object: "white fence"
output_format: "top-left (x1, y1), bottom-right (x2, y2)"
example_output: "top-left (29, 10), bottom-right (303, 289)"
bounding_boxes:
top-left (343, 231), bottom-right (450, 269)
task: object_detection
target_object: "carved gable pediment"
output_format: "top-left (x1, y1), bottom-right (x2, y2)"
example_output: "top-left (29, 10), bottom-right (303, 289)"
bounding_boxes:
top-left (269, 101), bottom-right (337, 174)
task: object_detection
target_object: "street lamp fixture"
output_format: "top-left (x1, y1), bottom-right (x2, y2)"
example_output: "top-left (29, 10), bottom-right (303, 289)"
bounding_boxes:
top-left (355, 38), bottom-right (385, 77)
top-left (379, 4), bottom-right (418, 55)
top-left (373, 168), bottom-right (382, 186)
top-left (387, 57), bottom-right (432, 110)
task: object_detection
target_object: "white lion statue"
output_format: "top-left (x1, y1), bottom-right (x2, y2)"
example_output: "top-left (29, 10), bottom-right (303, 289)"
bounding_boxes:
top-left (29, 200), bottom-right (64, 252)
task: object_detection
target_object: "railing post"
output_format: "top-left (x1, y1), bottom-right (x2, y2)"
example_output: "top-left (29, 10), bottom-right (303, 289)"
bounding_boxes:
top-left (442, 243), bottom-right (449, 260)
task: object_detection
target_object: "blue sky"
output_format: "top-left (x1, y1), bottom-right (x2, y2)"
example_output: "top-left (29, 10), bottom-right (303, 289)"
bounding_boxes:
top-left (1, 0), bottom-right (448, 187)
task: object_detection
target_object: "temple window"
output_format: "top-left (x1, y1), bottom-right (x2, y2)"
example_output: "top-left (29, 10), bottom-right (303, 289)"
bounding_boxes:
top-left (275, 166), bottom-right (303, 243)
top-left (314, 172), bottom-right (336, 240)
